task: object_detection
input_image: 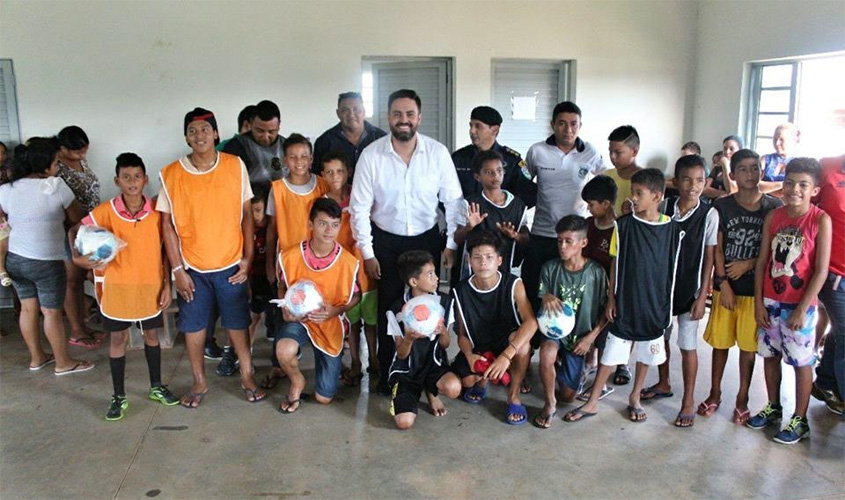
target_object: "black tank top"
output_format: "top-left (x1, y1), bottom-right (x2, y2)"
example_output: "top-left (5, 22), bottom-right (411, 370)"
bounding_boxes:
top-left (388, 292), bottom-right (452, 381)
top-left (453, 272), bottom-right (522, 351)
top-left (664, 198), bottom-right (712, 315)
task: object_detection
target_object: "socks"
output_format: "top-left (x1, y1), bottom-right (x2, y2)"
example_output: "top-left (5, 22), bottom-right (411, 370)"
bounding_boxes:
top-left (145, 344), bottom-right (162, 388)
top-left (110, 356), bottom-right (126, 396)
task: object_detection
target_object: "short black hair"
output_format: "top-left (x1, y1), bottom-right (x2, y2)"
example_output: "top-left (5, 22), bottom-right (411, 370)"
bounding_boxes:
top-left (319, 150), bottom-right (349, 173)
top-left (388, 89), bottom-right (421, 112)
top-left (674, 154), bottom-right (706, 180)
top-left (283, 133), bottom-right (312, 155)
top-left (115, 152), bottom-right (145, 175)
top-left (471, 149), bottom-right (504, 175)
top-left (607, 125), bottom-right (639, 149)
top-left (785, 157), bottom-right (821, 185)
top-left (552, 101), bottom-right (582, 122)
top-left (338, 92), bottom-right (363, 106)
top-left (397, 250), bottom-right (435, 285)
top-left (251, 182), bottom-right (269, 204)
top-left (729, 149), bottom-right (759, 174)
top-left (466, 229), bottom-right (503, 256)
top-left (630, 168), bottom-right (666, 195)
top-left (309, 197), bottom-right (342, 221)
top-left (681, 141), bottom-right (701, 155)
top-left (10, 137), bottom-right (59, 182)
top-left (723, 135), bottom-right (744, 148)
top-left (581, 175), bottom-right (618, 204)
top-left (238, 105), bottom-right (257, 128)
top-left (57, 125), bottom-right (89, 151)
top-left (254, 100), bottom-right (281, 122)
top-left (555, 214), bottom-right (588, 236)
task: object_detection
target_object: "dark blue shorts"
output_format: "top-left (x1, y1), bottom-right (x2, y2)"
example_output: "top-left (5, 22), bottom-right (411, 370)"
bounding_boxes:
top-left (275, 321), bottom-right (342, 400)
top-left (542, 338), bottom-right (587, 392)
top-left (177, 266), bottom-right (250, 333)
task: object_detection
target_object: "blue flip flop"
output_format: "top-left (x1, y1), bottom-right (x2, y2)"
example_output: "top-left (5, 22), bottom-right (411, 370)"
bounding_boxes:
top-left (506, 403), bottom-right (528, 425)
top-left (462, 385), bottom-right (487, 404)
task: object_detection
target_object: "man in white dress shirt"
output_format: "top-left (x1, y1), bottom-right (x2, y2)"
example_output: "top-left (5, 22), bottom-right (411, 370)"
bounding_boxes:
top-left (350, 89), bottom-right (463, 394)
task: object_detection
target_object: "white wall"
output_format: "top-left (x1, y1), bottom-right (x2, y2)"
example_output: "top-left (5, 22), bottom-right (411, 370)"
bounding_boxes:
top-left (0, 0), bottom-right (697, 198)
top-left (692, 0), bottom-right (845, 157)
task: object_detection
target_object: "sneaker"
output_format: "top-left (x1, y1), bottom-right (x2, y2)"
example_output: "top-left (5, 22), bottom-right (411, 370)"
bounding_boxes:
top-left (203, 341), bottom-right (223, 360)
top-left (773, 415), bottom-right (810, 444)
top-left (149, 385), bottom-right (179, 406)
top-left (106, 395), bottom-right (128, 421)
top-left (746, 402), bottom-right (783, 429)
top-left (215, 347), bottom-right (239, 376)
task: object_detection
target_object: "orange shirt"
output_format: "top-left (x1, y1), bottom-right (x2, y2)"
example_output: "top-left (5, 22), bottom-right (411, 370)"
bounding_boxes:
top-left (88, 198), bottom-right (164, 321)
top-left (159, 153), bottom-right (245, 272)
top-left (271, 176), bottom-right (329, 253)
top-left (334, 197), bottom-right (375, 293)
top-left (279, 241), bottom-right (359, 357)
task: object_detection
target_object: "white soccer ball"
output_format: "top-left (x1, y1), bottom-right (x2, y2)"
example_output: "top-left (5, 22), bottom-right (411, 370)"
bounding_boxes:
top-left (400, 295), bottom-right (445, 338)
top-left (284, 280), bottom-right (324, 317)
top-left (537, 304), bottom-right (576, 340)
top-left (74, 225), bottom-right (123, 264)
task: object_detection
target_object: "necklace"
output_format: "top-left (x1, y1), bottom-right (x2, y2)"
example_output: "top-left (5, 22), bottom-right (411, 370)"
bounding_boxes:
top-left (189, 152), bottom-right (217, 170)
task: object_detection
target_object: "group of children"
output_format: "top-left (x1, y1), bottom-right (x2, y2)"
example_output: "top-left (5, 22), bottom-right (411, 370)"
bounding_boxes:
top-left (2, 111), bottom-right (832, 446)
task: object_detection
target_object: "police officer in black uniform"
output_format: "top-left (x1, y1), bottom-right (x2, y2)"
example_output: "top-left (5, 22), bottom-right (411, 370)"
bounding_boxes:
top-left (451, 106), bottom-right (536, 208)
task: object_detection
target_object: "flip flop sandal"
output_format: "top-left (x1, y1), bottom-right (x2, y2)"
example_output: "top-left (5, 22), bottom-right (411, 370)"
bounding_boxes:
top-left (696, 400), bottom-right (721, 417)
top-left (68, 336), bottom-right (101, 349)
top-left (0, 272), bottom-right (11, 287)
top-left (577, 385), bottom-right (615, 402)
top-left (505, 403), bottom-right (528, 426)
top-left (613, 365), bottom-right (632, 385)
top-left (563, 407), bottom-right (598, 423)
top-left (674, 413), bottom-right (696, 428)
top-left (732, 408), bottom-right (751, 425)
top-left (55, 362), bottom-right (95, 376)
top-left (242, 386), bottom-right (267, 403)
top-left (341, 372), bottom-right (364, 387)
top-left (640, 385), bottom-right (674, 400)
top-left (29, 354), bottom-right (56, 371)
top-left (627, 405), bottom-right (647, 422)
top-left (180, 390), bottom-right (209, 409)
top-left (532, 411), bottom-right (557, 429)
top-left (462, 385), bottom-right (487, 404)
top-left (278, 393), bottom-right (309, 414)
top-left (260, 372), bottom-right (286, 390)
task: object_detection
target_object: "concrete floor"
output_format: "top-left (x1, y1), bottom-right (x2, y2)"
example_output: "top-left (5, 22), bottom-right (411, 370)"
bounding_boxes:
top-left (0, 313), bottom-right (843, 500)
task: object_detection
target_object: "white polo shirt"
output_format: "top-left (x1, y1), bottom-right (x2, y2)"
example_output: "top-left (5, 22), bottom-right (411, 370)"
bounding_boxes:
top-left (526, 136), bottom-right (605, 237)
top-left (350, 133), bottom-right (463, 260)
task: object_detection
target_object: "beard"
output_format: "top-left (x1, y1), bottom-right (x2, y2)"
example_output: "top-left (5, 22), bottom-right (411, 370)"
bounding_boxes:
top-left (390, 122), bottom-right (418, 142)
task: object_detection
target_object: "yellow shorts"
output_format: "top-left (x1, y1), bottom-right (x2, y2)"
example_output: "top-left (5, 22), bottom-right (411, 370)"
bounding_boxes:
top-left (346, 289), bottom-right (377, 326)
top-left (703, 291), bottom-right (757, 352)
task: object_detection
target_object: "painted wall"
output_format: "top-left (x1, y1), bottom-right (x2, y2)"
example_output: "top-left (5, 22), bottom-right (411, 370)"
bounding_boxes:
top-left (1, 0), bottom-right (696, 198)
top-left (691, 0), bottom-right (845, 156)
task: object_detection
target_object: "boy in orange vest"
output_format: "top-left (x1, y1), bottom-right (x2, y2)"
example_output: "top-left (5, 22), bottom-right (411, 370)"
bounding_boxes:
top-left (157, 108), bottom-right (264, 408)
top-left (275, 198), bottom-right (361, 413)
top-left (69, 153), bottom-right (177, 420)
top-left (321, 151), bottom-right (378, 386)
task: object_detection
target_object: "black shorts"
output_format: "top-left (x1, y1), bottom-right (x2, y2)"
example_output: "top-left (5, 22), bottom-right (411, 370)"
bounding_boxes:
top-left (451, 336), bottom-right (511, 379)
top-left (250, 275), bottom-right (272, 314)
top-left (390, 363), bottom-right (452, 416)
top-left (101, 313), bottom-right (164, 333)
top-left (594, 325), bottom-right (611, 350)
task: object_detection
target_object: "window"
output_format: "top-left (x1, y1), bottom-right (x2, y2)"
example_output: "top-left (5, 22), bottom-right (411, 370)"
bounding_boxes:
top-left (745, 53), bottom-right (845, 158)
top-left (491, 59), bottom-right (575, 157)
top-left (0, 59), bottom-right (21, 147)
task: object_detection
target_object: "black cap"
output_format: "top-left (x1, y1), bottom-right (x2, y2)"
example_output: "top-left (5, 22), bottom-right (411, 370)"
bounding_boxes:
top-left (183, 107), bottom-right (220, 145)
top-left (470, 106), bottom-right (502, 126)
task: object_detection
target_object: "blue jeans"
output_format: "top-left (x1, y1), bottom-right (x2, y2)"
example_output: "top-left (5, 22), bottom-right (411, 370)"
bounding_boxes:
top-left (177, 266), bottom-right (250, 333)
top-left (816, 273), bottom-right (845, 401)
top-left (275, 321), bottom-right (342, 400)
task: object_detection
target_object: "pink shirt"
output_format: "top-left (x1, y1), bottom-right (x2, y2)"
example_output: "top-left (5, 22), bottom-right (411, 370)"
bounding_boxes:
top-left (301, 240), bottom-right (360, 293)
top-left (816, 156), bottom-right (845, 276)
top-left (82, 195), bottom-right (154, 226)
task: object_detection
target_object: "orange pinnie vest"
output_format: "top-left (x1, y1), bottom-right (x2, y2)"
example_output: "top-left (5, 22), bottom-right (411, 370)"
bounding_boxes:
top-left (271, 176), bottom-right (328, 252)
top-left (336, 202), bottom-right (375, 293)
top-left (160, 153), bottom-right (244, 272)
top-left (89, 199), bottom-right (164, 322)
top-left (279, 243), bottom-right (359, 357)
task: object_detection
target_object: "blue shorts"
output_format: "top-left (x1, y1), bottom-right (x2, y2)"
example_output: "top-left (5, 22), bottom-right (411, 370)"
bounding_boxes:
top-left (177, 266), bottom-right (250, 333)
top-left (542, 338), bottom-right (587, 392)
top-left (275, 321), bottom-right (343, 400)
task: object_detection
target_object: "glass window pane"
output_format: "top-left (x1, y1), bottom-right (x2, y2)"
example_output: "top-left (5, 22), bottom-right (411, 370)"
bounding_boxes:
top-left (761, 64), bottom-right (793, 88)
top-left (755, 137), bottom-right (774, 156)
top-left (759, 90), bottom-right (791, 113)
top-left (757, 113), bottom-right (789, 138)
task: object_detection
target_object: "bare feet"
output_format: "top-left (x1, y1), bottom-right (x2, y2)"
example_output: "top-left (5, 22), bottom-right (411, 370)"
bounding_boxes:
top-left (180, 385), bottom-right (209, 408)
top-left (427, 393), bottom-right (447, 417)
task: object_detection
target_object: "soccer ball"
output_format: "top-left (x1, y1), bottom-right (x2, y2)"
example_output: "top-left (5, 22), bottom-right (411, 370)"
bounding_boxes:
top-left (74, 226), bottom-right (124, 264)
top-left (284, 280), bottom-right (324, 317)
top-left (537, 304), bottom-right (576, 340)
top-left (400, 295), bottom-right (445, 338)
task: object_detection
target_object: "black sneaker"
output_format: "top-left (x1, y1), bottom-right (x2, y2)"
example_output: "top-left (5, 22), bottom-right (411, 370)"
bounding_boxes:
top-left (216, 347), bottom-right (239, 376)
top-left (106, 395), bottom-right (128, 421)
top-left (203, 341), bottom-right (223, 360)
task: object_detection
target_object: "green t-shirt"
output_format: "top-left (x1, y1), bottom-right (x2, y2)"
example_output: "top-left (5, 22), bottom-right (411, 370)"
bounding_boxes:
top-left (537, 258), bottom-right (607, 351)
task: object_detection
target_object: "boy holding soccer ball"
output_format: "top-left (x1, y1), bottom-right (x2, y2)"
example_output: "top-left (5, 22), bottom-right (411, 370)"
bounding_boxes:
top-left (534, 215), bottom-right (608, 428)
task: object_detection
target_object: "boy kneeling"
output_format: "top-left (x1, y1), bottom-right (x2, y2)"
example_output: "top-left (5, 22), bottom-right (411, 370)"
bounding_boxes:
top-left (452, 230), bottom-right (538, 425)
top-left (275, 198), bottom-right (361, 413)
top-left (388, 250), bottom-right (461, 430)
